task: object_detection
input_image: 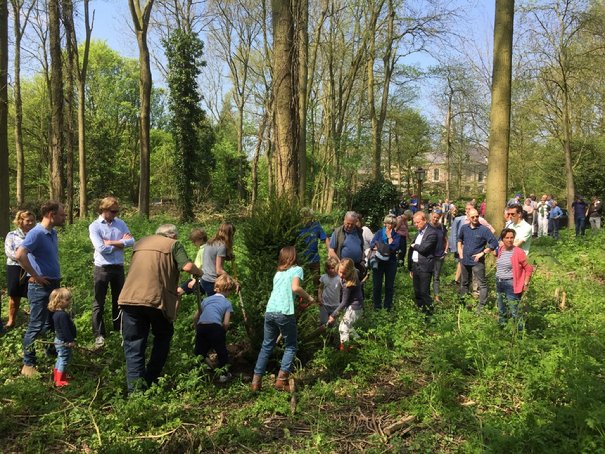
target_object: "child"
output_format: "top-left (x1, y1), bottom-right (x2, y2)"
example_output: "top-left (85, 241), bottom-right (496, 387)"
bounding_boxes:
top-left (193, 273), bottom-right (237, 382)
top-left (328, 258), bottom-right (363, 350)
top-left (48, 288), bottom-right (77, 387)
top-left (251, 246), bottom-right (315, 393)
top-left (178, 228), bottom-right (208, 296)
top-left (318, 257), bottom-right (342, 327)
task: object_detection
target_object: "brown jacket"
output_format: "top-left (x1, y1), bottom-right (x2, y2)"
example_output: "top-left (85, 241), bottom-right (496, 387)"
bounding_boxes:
top-left (118, 235), bottom-right (181, 321)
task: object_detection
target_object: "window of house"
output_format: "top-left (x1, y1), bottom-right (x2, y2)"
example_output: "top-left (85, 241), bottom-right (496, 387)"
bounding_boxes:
top-left (478, 171), bottom-right (484, 182)
top-left (433, 168), bottom-right (439, 181)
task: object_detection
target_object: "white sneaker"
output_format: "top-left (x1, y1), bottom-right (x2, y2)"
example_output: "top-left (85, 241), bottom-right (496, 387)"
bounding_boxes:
top-left (218, 372), bottom-right (232, 383)
top-left (95, 336), bottom-right (105, 347)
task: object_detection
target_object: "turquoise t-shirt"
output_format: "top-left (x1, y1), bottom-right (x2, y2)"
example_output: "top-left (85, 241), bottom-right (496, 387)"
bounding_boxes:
top-left (265, 266), bottom-right (304, 315)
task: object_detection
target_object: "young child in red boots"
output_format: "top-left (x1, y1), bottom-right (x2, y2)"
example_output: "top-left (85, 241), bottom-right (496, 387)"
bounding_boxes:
top-left (48, 288), bottom-right (76, 387)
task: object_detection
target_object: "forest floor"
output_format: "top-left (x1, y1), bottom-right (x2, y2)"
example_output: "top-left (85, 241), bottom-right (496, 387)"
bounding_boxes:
top-left (0, 218), bottom-right (604, 453)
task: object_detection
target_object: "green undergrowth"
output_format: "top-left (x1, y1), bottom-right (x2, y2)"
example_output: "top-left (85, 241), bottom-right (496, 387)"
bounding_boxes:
top-left (1, 219), bottom-right (604, 452)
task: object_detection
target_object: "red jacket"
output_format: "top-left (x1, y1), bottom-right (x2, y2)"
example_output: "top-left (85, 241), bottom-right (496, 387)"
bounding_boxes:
top-left (497, 246), bottom-right (533, 294)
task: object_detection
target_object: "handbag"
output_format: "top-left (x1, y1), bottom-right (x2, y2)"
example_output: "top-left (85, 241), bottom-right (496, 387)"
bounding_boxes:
top-left (375, 242), bottom-right (391, 261)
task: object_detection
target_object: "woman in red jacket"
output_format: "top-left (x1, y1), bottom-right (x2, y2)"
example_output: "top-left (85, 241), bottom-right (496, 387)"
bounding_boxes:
top-left (495, 228), bottom-right (534, 329)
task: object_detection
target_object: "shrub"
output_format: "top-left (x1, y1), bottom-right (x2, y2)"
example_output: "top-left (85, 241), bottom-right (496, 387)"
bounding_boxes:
top-left (351, 179), bottom-right (399, 231)
top-left (239, 196), bottom-right (304, 347)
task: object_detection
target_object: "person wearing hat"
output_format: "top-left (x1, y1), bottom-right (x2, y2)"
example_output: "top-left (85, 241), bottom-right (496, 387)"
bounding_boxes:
top-left (369, 215), bottom-right (400, 310)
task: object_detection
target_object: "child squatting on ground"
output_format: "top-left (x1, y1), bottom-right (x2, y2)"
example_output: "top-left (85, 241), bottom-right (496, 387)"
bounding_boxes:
top-left (48, 288), bottom-right (77, 387)
top-left (318, 257), bottom-right (342, 327)
top-left (328, 258), bottom-right (364, 351)
top-left (193, 273), bottom-right (238, 383)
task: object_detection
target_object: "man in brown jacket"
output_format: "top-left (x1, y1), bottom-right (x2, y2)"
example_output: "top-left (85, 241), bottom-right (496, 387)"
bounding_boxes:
top-left (118, 224), bottom-right (202, 394)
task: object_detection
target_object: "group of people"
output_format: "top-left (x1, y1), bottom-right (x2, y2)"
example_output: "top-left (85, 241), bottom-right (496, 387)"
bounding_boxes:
top-left (2, 198), bottom-right (237, 392)
top-left (2, 190), bottom-right (600, 394)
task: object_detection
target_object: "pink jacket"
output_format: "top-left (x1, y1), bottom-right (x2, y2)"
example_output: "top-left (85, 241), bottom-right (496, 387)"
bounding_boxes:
top-left (497, 246), bottom-right (534, 294)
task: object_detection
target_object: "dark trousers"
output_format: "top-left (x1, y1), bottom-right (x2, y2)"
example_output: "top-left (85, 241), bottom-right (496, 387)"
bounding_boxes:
top-left (194, 323), bottom-right (229, 368)
top-left (460, 262), bottom-right (488, 311)
top-left (121, 305), bottom-right (174, 394)
top-left (412, 263), bottom-right (433, 316)
top-left (200, 279), bottom-right (216, 297)
top-left (93, 265), bottom-right (125, 336)
top-left (372, 258), bottom-right (397, 310)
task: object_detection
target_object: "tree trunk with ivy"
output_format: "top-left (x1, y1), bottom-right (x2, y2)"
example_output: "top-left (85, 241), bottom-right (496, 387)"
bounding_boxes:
top-left (164, 29), bottom-right (205, 222)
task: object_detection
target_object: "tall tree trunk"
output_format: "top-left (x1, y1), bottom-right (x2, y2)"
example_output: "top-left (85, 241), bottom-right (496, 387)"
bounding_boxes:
top-left (49, 0), bottom-right (64, 201)
top-left (561, 74), bottom-right (575, 228)
top-left (10, 0), bottom-right (34, 207)
top-left (272, 0), bottom-right (299, 200)
top-left (129, 0), bottom-right (154, 217)
top-left (0, 0), bottom-right (9, 238)
top-left (297, 0), bottom-right (308, 202)
top-left (62, 0), bottom-right (76, 222)
top-left (486, 0), bottom-right (514, 230)
top-left (77, 0), bottom-right (92, 218)
top-left (445, 91), bottom-right (453, 201)
top-left (366, 0), bottom-right (386, 181)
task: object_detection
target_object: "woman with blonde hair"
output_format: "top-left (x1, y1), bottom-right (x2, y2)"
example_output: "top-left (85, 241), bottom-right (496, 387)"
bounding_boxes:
top-left (200, 223), bottom-right (236, 297)
top-left (4, 210), bottom-right (36, 328)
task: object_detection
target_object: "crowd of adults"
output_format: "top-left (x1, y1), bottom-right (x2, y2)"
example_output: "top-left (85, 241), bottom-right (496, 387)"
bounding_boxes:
top-left (1, 191), bottom-right (602, 393)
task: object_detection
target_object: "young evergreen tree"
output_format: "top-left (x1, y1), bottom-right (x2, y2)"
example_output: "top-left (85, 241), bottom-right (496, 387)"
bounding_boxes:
top-left (163, 29), bottom-right (206, 221)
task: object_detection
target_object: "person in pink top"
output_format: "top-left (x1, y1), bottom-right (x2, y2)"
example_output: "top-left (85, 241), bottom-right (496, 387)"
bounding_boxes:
top-left (494, 228), bottom-right (534, 329)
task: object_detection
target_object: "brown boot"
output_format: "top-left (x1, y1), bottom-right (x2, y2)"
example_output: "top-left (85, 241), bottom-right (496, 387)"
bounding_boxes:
top-left (274, 370), bottom-right (291, 392)
top-left (21, 364), bottom-right (39, 378)
top-left (251, 374), bottom-right (262, 392)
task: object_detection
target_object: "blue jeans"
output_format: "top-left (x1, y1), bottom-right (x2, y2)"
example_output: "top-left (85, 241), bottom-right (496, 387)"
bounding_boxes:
top-left (200, 279), bottom-right (216, 297)
top-left (54, 338), bottom-right (72, 372)
top-left (121, 305), bottom-right (174, 394)
top-left (575, 217), bottom-right (585, 236)
top-left (254, 312), bottom-right (297, 375)
top-left (372, 258), bottom-right (397, 310)
top-left (23, 282), bottom-right (59, 366)
top-left (496, 278), bottom-right (522, 328)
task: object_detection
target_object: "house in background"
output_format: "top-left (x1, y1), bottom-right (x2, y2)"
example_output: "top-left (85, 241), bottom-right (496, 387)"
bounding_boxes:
top-left (422, 146), bottom-right (487, 198)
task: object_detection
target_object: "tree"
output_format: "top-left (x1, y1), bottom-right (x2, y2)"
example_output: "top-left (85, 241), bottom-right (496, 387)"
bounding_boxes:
top-left (0, 0), bottom-right (9, 238)
top-left (10, 0), bottom-right (35, 207)
top-left (272, 0), bottom-right (300, 200)
top-left (486, 0), bottom-right (514, 230)
top-left (48, 0), bottom-right (64, 201)
top-left (163, 29), bottom-right (206, 221)
top-left (61, 0), bottom-right (76, 221)
top-left (128, 0), bottom-right (154, 217)
top-left (75, 0), bottom-right (93, 218)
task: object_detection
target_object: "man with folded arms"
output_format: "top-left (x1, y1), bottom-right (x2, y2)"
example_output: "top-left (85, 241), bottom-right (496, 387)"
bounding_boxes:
top-left (89, 197), bottom-right (134, 347)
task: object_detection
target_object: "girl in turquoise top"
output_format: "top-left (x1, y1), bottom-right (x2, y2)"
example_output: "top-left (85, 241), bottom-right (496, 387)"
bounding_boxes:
top-left (252, 246), bottom-right (315, 393)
